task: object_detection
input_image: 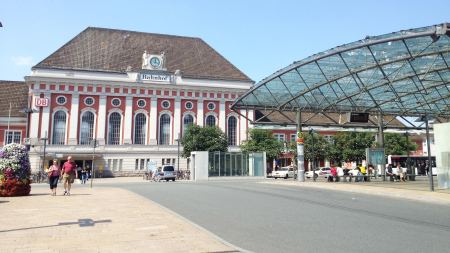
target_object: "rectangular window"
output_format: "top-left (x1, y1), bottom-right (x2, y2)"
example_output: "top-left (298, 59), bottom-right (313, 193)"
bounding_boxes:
top-left (113, 159), bottom-right (118, 171)
top-left (162, 158), bottom-right (165, 165)
top-left (324, 135), bottom-right (334, 143)
top-left (273, 133), bottom-right (285, 142)
top-left (172, 158), bottom-right (176, 165)
top-left (5, 131), bottom-right (22, 145)
top-left (166, 158), bottom-right (171, 165)
top-left (107, 159), bottom-right (112, 171)
top-left (135, 159), bottom-right (139, 170)
top-left (140, 159), bottom-right (145, 170)
top-left (290, 134), bottom-right (297, 143)
top-left (119, 159), bottom-right (123, 171)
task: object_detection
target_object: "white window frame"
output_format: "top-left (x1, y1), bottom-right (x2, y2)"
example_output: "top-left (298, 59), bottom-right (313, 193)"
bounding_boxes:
top-left (107, 110), bottom-right (123, 145)
top-left (79, 109), bottom-right (97, 145)
top-left (4, 130), bottom-right (22, 145)
top-left (273, 133), bottom-right (285, 142)
top-left (133, 111), bottom-right (148, 145)
top-left (51, 108), bottom-right (69, 145)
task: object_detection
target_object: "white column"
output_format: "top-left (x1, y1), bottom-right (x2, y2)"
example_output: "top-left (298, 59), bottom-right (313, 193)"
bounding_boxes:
top-left (248, 109), bottom-right (254, 129)
top-left (173, 98), bottom-right (181, 144)
top-left (123, 96), bottom-right (133, 144)
top-left (197, 99), bottom-right (204, 126)
top-left (68, 93), bottom-right (79, 145)
top-left (149, 97), bottom-right (158, 144)
top-left (29, 93), bottom-right (40, 139)
top-left (97, 95), bottom-right (107, 145)
top-left (219, 100), bottom-right (226, 132)
top-left (239, 109), bottom-right (247, 143)
top-left (40, 92), bottom-right (51, 140)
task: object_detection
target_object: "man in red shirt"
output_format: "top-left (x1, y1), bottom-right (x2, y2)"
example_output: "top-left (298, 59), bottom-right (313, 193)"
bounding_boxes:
top-left (61, 156), bottom-right (78, 196)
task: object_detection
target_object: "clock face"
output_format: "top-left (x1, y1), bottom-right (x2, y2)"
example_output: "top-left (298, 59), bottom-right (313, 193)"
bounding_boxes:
top-left (150, 57), bottom-right (161, 67)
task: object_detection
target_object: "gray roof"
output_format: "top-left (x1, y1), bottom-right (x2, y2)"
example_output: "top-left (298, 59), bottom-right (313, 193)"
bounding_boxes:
top-left (0, 81), bottom-right (28, 117)
top-left (34, 27), bottom-right (253, 83)
top-left (233, 23), bottom-right (450, 121)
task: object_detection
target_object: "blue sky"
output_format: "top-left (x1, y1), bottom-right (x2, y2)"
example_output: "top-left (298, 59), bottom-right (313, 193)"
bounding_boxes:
top-left (0, 0), bottom-right (448, 83)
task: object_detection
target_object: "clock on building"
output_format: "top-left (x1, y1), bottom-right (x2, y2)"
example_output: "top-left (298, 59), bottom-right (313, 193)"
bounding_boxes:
top-left (150, 57), bottom-right (161, 68)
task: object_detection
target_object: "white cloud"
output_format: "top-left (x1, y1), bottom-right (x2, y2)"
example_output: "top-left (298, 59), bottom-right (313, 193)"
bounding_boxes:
top-left (11, 56), bottom-right (33, 66)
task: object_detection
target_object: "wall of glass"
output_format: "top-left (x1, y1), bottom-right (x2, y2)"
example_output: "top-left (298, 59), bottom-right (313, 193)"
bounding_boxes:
top-left (208, 151), bottom-right (264, 177)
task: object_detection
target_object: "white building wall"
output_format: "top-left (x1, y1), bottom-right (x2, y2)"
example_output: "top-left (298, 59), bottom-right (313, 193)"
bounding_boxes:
top-left (97, 95), bottom-right (107, 145)
top-left (173, 98), bottom-right (181, 144)
top-left (29, 93), bottom-right (40, 139)
top-left (219, 100), bottom-right (226, 132)
top-left (68, 93), bottom-right (79, 144)
top-left (123, 96), bottom-right (133, 144)
top-left (149, 97), bottom-right (158, 144)
top-left (40, 92), bottom-right (51, 139)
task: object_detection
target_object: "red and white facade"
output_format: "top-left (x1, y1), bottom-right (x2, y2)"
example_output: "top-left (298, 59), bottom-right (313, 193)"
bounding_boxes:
top-left (25, 69), bottom-right (254, 175)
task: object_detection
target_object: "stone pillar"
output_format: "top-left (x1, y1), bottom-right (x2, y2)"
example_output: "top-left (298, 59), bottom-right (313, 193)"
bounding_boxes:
top-left (219, 100), bottom-right (226, 132)
top-left (97, 95), bottom-right (107, 145)
top-left (197, 99), bottom-right (204, 127)
top-left (173, 98), bottom-right (181, 144)
top-left (40, 92), bottom-right (51, 140)
top-left (68, 93), bottom-right (79, 145)
top-left (239, 109), bottom-right (247, 144)
top-left (29, 93), bottom-right (41, 139)
top-left (149, 97), bottom-right (158, 144)
top-left (123, 96), bottom-right (133, 144)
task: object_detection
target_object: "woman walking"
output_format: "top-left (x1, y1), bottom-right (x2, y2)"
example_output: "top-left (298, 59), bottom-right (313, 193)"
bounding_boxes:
top-left (48, 159), bottom-right (61, 196)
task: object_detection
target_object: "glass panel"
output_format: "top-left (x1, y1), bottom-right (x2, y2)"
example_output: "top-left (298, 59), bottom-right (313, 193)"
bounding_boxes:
top-left (80, 111), bottom-right (94, 145)
top-left (183, 114), bottom-right (194, 135)
top-left (108, 112), bottom-right (121, 145)
top-left (159, 114), bottom-right (170, 145)
top-left (205, 115), bottom-right (216, 127)
top-left (227, 116), bottom-right (237, 146)
top-left (52, 111), bottom-right (66, 145)
top-left (134, 113), bottom-right (147, 144)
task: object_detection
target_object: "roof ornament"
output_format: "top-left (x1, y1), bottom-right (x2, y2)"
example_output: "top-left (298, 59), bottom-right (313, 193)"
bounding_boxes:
top-left (142, 50), bottom-right (150, 69)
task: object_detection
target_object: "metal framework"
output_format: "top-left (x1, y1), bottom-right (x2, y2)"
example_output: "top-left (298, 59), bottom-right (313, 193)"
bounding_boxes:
top-left (232, 23), bottom-right (450, 129)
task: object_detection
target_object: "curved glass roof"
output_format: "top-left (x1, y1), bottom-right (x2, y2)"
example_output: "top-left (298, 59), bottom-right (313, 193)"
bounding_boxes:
top-left (233, 23), bottom-right (450, 118)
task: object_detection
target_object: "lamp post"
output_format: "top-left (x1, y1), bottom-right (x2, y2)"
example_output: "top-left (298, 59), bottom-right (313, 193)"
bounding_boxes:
top-left (90, 138), bottom-right (98, 188)
top-left (404, 132), bottom-right (415, 181)
top-left (40, 132), bottom-right (48, 183)
top-left (309, 128), bottom-right (316, 182)
top-left (175, 133), bottom-right (180, 175)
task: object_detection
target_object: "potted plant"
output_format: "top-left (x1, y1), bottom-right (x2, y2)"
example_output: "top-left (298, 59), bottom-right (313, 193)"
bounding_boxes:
top-left (0, 143), bottom-right (31, 196)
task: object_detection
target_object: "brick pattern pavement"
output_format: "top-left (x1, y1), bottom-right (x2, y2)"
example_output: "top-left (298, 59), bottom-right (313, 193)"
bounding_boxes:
top-left (0, 185), bottom-right (236, 253)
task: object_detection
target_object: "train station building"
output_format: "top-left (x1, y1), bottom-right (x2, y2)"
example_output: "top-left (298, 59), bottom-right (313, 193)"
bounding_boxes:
top-left (2, 27), bottom-right (255, 175)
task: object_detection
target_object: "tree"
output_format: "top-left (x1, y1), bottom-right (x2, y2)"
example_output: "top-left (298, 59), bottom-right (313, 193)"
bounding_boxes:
top-left (383, 133), bottom-right (417, 156)
top-left (287, 131), bottom-right (331, 165)
top-left (181, 125), bottom-right (228, 158)
top-left (331, 132), bottom-right (375, 163)
top-left (240, 129), bottom-right (283, 160)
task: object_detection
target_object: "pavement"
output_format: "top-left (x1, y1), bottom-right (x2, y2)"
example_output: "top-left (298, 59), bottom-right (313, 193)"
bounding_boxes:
top-left (1, 176), bottom-right (450, 253)
top-left (264, 177), bottom-right (450, 206)
top-left (0, 180), bottom-right (236, 253)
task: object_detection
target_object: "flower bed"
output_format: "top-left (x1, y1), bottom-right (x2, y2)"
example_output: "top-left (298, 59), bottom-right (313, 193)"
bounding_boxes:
top-left (0, 143), bottom-right (31, 197)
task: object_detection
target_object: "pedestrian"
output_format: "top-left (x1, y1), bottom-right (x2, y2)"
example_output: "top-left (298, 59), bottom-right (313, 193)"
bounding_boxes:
top-left (61, 156), bottom-right (78, 196)
top-left (329, 166), bottom-right (337, 182)
top-left (81, 166), bottom-right (88, 184)
top-left (47, 159), bottom-right (60, 196)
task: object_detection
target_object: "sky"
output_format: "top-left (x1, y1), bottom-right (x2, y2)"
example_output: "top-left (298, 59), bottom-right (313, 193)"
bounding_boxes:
top-left (0, 0), bottom-right (448, 83)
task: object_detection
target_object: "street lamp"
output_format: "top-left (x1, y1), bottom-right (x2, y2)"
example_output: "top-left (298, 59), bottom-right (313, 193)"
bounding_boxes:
top-left (40, 132), bottom-right (48, 183)
top-left (404, 132), bottom-right (415, 181)
top-left (19, 107), bottom-right (38, 143)
top-left (309, 128), bottom-right (316, 182)
top-left (90, 138), bottom-right (98, 188)
top-left (175, 133), bottom-right (180, 174)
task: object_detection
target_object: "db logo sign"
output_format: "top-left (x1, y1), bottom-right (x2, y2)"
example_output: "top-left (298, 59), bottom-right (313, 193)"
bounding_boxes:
top-left (35, 98), bottom-right (49, 107)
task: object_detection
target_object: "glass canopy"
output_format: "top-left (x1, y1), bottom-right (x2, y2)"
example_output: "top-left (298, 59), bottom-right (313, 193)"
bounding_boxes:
top-left (233, 23), bottom-right (450, 118)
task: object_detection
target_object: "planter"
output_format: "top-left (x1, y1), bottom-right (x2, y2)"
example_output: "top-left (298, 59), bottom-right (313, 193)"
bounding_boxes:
top-left (0, 178), bottom-right (31, 197)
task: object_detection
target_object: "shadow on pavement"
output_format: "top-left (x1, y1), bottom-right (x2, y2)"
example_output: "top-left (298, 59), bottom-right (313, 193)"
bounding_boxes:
top-left (0, 218), bottom-right (112, 233)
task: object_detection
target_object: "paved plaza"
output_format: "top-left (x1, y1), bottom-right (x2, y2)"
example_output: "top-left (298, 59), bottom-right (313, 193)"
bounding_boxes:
top-left (1, 177), bottom-right (450, 252)
top-left (0, 180), bottom-right (235, 253)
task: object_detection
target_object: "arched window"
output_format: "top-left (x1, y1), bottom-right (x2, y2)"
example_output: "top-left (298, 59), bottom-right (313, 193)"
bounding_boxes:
top-left (227, 116), bottom-right (237, 146)
top-left (108, 112), bottom-right (121, 145)
top-left (159, 114), bottom-right (171, 145)
top-left (134, 113), bottom-right (147, 144)
top-left (205, 115), bottom-right (216, 127)
top-left (52, 111), bottom-right (66, 145)
top-left (183, 114), bottom-right (194, 135)
top-left (79, 111), bottom-right (95, 145)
